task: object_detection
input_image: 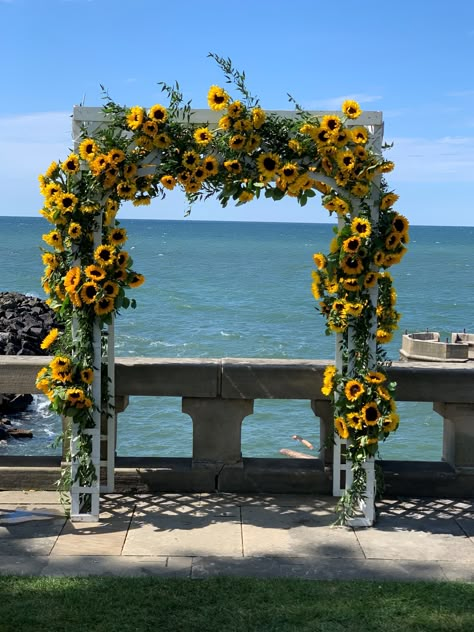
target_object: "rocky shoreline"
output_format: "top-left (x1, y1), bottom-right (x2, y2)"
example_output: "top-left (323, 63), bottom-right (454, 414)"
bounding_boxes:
top-left (0, 292), bottom-right (57, 438)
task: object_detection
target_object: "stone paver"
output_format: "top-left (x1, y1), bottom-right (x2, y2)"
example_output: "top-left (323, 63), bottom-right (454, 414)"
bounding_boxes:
top-left (123, 500), bottom-right (243, 557)
top-left (0, 493), bottom-right (472, 581)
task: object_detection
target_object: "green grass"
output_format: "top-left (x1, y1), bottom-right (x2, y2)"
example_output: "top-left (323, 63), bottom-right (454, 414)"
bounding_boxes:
top-left (0, 577), bottom-right (472, 632)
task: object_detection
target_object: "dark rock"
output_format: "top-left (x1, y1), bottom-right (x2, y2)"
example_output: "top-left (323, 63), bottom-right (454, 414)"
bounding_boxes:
top-left (0, 291), bottom-right (59, 415)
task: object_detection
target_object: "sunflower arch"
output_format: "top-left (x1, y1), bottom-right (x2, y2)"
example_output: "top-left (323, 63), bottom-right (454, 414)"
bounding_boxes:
top-left (37, 59), bottom-right (408, 524)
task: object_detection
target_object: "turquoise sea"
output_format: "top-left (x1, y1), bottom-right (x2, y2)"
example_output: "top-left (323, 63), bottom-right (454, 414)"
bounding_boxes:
top-left (1, 216), bottom-right (473, 462)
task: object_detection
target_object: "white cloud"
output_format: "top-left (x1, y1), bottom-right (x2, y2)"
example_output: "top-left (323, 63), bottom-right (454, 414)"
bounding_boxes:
top-left (387, 136), bottom-right (474, 183)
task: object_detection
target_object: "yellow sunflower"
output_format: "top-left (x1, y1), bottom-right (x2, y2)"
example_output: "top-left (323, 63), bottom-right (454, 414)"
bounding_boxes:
top-left (194, 127), bottom-right (212, 145)
top-left (341, 256), bottom-right (364, 276)
top-left (238, 190), bottom-right (254, 203)
top-left (153, 133), bottom-right (172, 149)
top-left (94, 296), bottom-right (115, 316)
top-left (126, 106), bottom-right (144, 130)
top-left (257, 153), bottom-right (280, 179)
top-left (321, 114), bottom-right (341, 133)
top-left (363, 272), bottom-right (378, 289)
top-left (366, 371), bottom-right (386, 384)
top-left (208, 85), bottom-right (229, 111)
top-left (376, 329), bottom-right (393, 344)
top-left (56, 192), bottom-right (78, 213)
top-left (142, 120), bottom-right (158, 137)
top-left (64, 267), bottom-right (81, 294)
top-left (182, 150), bottom-right (200, 169)
top-left (128, 273), bottom-right (145, 288)
top-left (334, 416), bottom-right (350, 440)
top-left (66, 387), bottom-right (85, 406)
top-left (342, 236), bottom-right (361, 255)
top-left (342, 100), bottom-right (362, 119)
top-left (383, 413), bottom-right (400, 433)
top-left (313, 253), bottom-right (326, 270)
top-left (80, 368), bottom-right (94, 384)
top-left (227, 100), bottom-right (243, 118)
top-left (94, 245), bottom-right (115, 267)
top-left (380, 192), bottom-right (399, 210)
top-left (351, 217), bottom-right (371, 238)
top-left (102, 280), bottom-right (119, 298)
top-left (337, 150), bottom-right (356, 172)
top-left (85, 265), bottom-right (106, 281)
top-left (40, 328), bottom-right (59, 350)
top-left (229, 134), bottom-right (246, 151)
top-left (68, 223), bottom-right (82, 239)
top-left (80, 282), bottom-right (99, 304)
top-left (116, 181), bottom-right (137, 200)
top-left (392, 214), bottom-right (409, 234)
top-left (224, 160), bottom-right (241, 174)
top-left (61, 153), bottom-right (80, 175)
top-left (346, 412), bottom-right (364, 430)
top-left (79, 138), bottom-right (98, 161)
top-left (161, 175), bottom-right (176, 190)
top-left (344, 302), bottom-right (363, 317)
top-left (351, 126), bottom-right (368, 144)
top-left (203, 156), bottom-right (219, 177)
top-left (362, 402), bottom-right (380, 426)
top-left (218, 115), bottom-right (232, 130)
top-left (108, 227), bottom-right (127, 246)
top-left (148, 104), bottom-right (167, 124)
top-left (344, 379), bottom-right (365, 402)
top-left (251, 107), bottom-right (266, 129)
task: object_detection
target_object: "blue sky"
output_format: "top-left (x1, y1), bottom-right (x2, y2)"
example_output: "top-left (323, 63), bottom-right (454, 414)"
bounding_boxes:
top-left (1, 0), bottom-right (473, 226)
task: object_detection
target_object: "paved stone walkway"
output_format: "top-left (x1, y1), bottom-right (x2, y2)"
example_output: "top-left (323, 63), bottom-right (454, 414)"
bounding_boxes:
top-left (0, 491), bottom-right (472, 581)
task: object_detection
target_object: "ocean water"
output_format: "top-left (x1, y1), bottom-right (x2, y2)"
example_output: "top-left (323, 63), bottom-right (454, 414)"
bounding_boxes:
top-left (1, 216), bottom-right (473, 462)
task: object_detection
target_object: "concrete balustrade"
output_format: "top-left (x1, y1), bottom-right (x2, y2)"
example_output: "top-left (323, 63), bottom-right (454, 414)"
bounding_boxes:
top-left (0, 356), bottom-right (473, 497)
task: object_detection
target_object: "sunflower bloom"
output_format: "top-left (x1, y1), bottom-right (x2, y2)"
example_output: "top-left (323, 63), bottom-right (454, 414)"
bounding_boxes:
top-left (194, 127), bottom-right (212, 145)
top-left (344, 379), bottom-right (365, 402)
top-left (116, 181), bottom-right (137, 200)
top-left (208, 85), bottom-right (229, 111)
top-left (128, 273), bottom-right (145, 288)
top-left (80, 368), bottom-right (94, 384)
top-left (342, 236), bottom-right (361, 254)
top-left (362, 402), bottom-right (380, 426)
top-left (40, 328), bottom-right (59, 350)
top-left (102, 280), bottom-right (119, 298)
top-left (351, 217), bottom-right (372, 238)
top-left (126, 106), bottom-right (144, 130)
top-left (313, 253), bottom-right (326, 270)
top-left (64, 267), bottom-right (81, 293)
top-left (79, 138), bottom-right (99, 161)
top-left (61, 154), bottom-right (80, 175)
top-left (392, 214), bottom-right (409, 234)
top-left (229, 134), bottom-right (246, 151)
top-left (342, 100), bottom-right (362, 119)
top-left (224, 160), bottom-right (241, 174)
top-left (321, 114), bottom-right (341, 133)
top-left (341, 256), bottom-right (364, 276)
top-left (334, 416), bottom-right (350, 440)
top-left (161, 175), bottom-right (176, 190)
top-left (80, 282), bottom-right (99, 304)
top-left (383, 413), bottom-right (400, 433)
top-left (108, 227), bottom-right (127, 246)
top-left (84, 265), bottom-right (106, 282)
top-left (94, 245), bottom-right (115, 267)
top-left (366, 371), bottom-right (386, 384)
top-left (203, 156), bottom-right (219, 177)
top-left (380, 192), bottom-right (399, 210)
top-left (68, 222), bottom-right (82, 239)
top-left (257, 153), bottom-right (280, 179)
top-left (66, 387), bottom-right (85, 405)
top-left (376, 329), bottom-right (393, 344)
top-left (94, 296), bottom-right (115, 316)
top-left (148, 104), bottom-right (167, 124)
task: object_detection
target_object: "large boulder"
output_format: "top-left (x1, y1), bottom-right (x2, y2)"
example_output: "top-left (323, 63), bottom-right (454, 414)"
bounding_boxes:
top-left (0, 292), bottom-right (58, 414)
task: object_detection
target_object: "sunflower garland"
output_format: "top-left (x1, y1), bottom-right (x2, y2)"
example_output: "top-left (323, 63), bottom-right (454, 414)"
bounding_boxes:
top-left (37, 54), bottom-right (407, 523)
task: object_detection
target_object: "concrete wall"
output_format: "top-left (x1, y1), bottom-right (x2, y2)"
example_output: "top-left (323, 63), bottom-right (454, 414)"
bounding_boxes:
top-left (1, 356), bottom-right (473, 497)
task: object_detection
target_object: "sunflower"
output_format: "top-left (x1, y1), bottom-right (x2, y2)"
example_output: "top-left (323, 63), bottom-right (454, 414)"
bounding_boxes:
top-left (351, 126), bottom-right (368, 144)
top-left (114, 251), bottom-right (128, 268)
top-left (153, 133), bottom-right (172, 149)
top-left (224, 160), bottom-right (241, 174)
top-left (334, 128), bottom-right (352, 147)
top-left (80, 368), bottom-right (94, 384)
top-left (385, 232), bottom-right (401, 250)
top-left (373, 251), bottom-right (386, 267)
top-left (45, 161), bottom-right (59, 178)
top-left (377, 385), bottom-right (391, 401)
top-left (380, 192), bottom-right (399, 210)
top-left (142, 120), bottom-right (158, 137)
top-left (90, 154), bottom-right (109, 176)
top-left (344, 379), bottom-right (365, 402)
top-left (342, 100), bottom-right (362, 119)
top-left (378, 161), bottom-right (395, 173)
top-left (94, 245), bottom-right (115, 267)
top-left (177, 171), bottom-right (191, 186)
top-left (203, 156), bottom-right (219, 177)
top-left (80, 282), bottom-right (99, 304)
top-left (94, 296), bottom-right (115, 316)
top-left (193, 165), bottom-right (206, 181)
top-left (346, 412), bottom-right (364, 430)
top-left (193, 127), bottom-right (212, 145)
top-left (160, 174), bottom-right (176, 190)
top-left (208, 85), bottom-right (229, 111)
top-left (366, 371), bottom-right (386, 384)
top-left (50, 356), bottom-right (72, 382)
top-left (61, 153), bottom-right (80, 175)
top-left (376, 329), bottom-right (393, 344)
top-left (66, 387), bottom-right (85, 405)
top-left (148, 104), bottom-right (167, 124)
top-left (225, 100), bottom-right (243, 118)
top-left (40, 328), bottom-right (59, 350)
top-left (121, 164), bottom-right (137, 180)
top-left (182, 150), bottom-right (199, 169)
top-left (228, 134), bottom-right (246, 151)
top-left (321, 114), bottom-right (341, 133)
top-left (351, 182), bottom-right (370, 198)
top-left (342, 236), bottom-right (361, 254)
top-left (321, 365), bottom-right (337, 396)
top-left (362, 402), bottom-right (380, 426)
top-left (364, 271), bottom-right (379, 289)
top-left (313, 253), bottom-right (326, 270)
top-left (113, 268), bottom-right (127, 282)
top-left (42, 252), bottom-right (59, 269)
top-left (343, 278), bottom-right (361, 293)
top-left (351, 217), bottom-right (371, 238)
top-left (392, 214), bottom-right (409, 234)
top-left (85, 264), bottom-right (106, 281)
top-left (257, 153), bottom-right (280, 179)
top-left (126, 106), bottom-right (144, 130)
top-left (116, 181), bottom-right (137, 200)
top-left (128, 272), bottom-right (145, 288)
top-left (108, 227), bottom-right (127, 246)
top-left (341, 255), bottom-right (364, 276)
top-left (334, 416), bottom-right (350, 440)
top-left (278, 163), bottom-right (297, 184)
top-left (68, 222), bottom-right (82, 239)
top-left (218, 115), bottom-right (232, 130)
top-left (337, 150), bottom-right (356, 172)
top-left (102, 280), bottom-right (119, 298)
top-left (251, 107), bottom-right (266, 129)
top-left (288, 138), bottom-right (302, 154)
top-left (64, 267), bottom-right (81, 293)
top-left (56, 192), bottom-right (78, 213)
top-left (79, 138), bottom-right (98, 161)
top-left (383, 413), bottom-right (400, 433)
